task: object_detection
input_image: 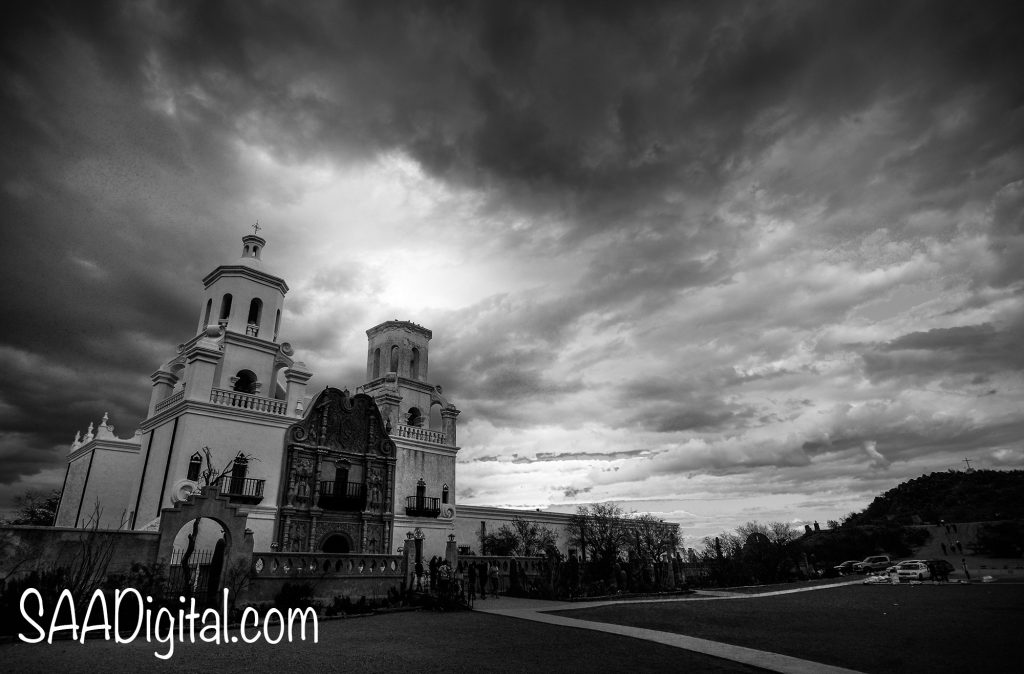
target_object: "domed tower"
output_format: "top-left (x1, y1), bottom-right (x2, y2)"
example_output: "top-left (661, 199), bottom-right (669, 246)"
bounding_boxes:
top-left (132, 230), bottom-right (312, 547)
top-left (195, 232), bottom-right (286, 341)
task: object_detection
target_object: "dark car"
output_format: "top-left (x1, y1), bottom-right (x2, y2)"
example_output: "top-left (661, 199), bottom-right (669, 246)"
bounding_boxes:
top-left (833, 560), bottom-right (861, 575)
top-left (928, 559), bottom-right (955, 580)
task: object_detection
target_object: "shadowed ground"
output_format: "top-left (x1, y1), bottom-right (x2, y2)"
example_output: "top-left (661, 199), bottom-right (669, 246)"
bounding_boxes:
top-left (550, 583), bottom-right (1024, 673)
top-left (2, 608), bottom-right (763, 673)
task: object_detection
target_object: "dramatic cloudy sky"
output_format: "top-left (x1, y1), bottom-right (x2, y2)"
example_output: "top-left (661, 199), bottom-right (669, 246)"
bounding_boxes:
top-left (2, 1), bottom-right (1023, 543)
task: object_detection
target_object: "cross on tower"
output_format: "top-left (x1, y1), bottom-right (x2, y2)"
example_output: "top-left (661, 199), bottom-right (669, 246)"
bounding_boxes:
top-left (252, 222), bottom-right (261, 235)
top-left (962, 458), bottom-right (973, 471)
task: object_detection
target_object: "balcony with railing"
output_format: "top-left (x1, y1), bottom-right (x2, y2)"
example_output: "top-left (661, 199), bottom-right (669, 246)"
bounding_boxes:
top-left (394, 424), bottom-right (446, 445)
top-left (405, 495), bottom-right (441, 518)
top-left (318, 481), bottom-right (366, 511)
top-left (210, 388), bottom-right (287, 415)
top-left (215, 475), bottom-right (265, 504)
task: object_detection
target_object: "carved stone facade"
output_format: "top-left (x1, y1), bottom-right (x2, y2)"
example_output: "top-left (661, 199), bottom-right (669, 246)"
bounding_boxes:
top-left (278, 387), bottom-right (397, 555)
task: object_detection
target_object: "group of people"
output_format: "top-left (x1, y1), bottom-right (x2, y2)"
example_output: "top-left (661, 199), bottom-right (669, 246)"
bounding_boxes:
top-left (413, 556), bottom-right (502, 601)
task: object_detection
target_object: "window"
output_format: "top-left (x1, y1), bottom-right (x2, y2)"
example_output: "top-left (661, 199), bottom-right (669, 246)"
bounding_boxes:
top-left (389, 345), bottom-right (399, 373)
top-left (229, 453), bottom-right (248, 494)
top-left (410, 347), bottom-right (420, 379)
top-left (203, 299), bottom-right (213, 327)
top-left (187, 452), bottom-right (202, 481)
top-left (372, 348), bottom-right (381, 378)
top-left (274, 310), bottom-right (281, 341)
top-left (247, 298), bottom-right (262, 336)
top-left (219, 293), bottom-right (233, 322)
top-left (442, 484), bottom-right (449, 504)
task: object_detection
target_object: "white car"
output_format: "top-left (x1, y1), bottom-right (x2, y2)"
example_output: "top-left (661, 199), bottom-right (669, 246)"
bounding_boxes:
top-left (894, 560), bottom-right (931, 581)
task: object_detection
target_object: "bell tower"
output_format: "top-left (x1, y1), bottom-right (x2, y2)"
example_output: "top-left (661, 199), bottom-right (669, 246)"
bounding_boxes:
top-left (361, 320), bottom-right (460, 559)
top-left (361, 321), bottom-right (459, 444)
top-left (132, 230), bottom-right (312, 546)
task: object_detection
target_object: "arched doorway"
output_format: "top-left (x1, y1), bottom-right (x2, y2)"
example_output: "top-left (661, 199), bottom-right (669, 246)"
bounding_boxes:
top-left (170, 517), bottom-right (229, 601)
top-left (322, 533), bottom-right (351, 553)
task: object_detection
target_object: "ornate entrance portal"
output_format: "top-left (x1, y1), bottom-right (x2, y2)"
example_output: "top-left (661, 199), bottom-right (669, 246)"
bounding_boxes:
top-left (277, 387), bottom-right (397, 555)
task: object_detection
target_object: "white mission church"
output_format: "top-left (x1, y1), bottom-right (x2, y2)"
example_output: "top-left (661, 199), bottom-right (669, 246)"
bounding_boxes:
top-left (54, 232), bottom-right (574, 560)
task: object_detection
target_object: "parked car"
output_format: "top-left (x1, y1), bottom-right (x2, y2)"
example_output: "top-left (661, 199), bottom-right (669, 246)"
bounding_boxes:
top-left (894, 560), bottom-right (931, 581)
top-left (927, 559), bottom-right (955, 580)
top-left (833, 560), bottom-right (862, 575)
top-left (856, 555), bottom-right (893, 573)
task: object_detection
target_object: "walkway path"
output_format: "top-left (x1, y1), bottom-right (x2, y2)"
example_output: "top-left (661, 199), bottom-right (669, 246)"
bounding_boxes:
top-left (474, 582), bottom-right (866, 674)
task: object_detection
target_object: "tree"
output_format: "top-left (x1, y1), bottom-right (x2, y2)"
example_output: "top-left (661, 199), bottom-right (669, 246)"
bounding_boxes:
top-left (510, 516), bottom-right (559, 556)
top-left (4, 489), bottom-right (61, 526)
top-left (481, 524), bottom-right (519, 556)
top-left (480, 517), bottom-right (560, 557)
top-left (628, 513), bottom-right (681, 565)
top-left (569, 502), bottom-right (628, 571)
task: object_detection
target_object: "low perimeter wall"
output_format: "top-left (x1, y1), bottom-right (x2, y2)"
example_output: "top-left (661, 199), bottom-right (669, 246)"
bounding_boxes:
top-left (244, 552), bottom-right (405, 604)
top-left (0, 525), bottom-right (160, 581)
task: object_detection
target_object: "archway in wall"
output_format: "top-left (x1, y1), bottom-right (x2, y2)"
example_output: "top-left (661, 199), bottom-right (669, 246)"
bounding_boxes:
top-left (233, 369), bottom-right (257, 394)
top-left (407, 407), bottom-right (423, 427)
top-left (429, 403), bottom-right (442, 432)
top-left (170, 517), bottom-right (229, 600)
top-left (322, 534), bottom-right (351, 554)
top-left (171, 363), bottom-right (186, 393)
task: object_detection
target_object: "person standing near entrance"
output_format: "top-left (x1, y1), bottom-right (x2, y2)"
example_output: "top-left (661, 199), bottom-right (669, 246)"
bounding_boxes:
top-left (467, 562), bottom-right (477, 601)
top-left (489, 561), bottom-right (500, 597)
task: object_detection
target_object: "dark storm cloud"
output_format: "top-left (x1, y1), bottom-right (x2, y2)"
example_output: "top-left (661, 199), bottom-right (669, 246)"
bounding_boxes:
top-left (862, 316), bottom-right (1024, 383)
top-left (2, 0), bottom-right (1024, 513)
top-left (13, 0), bottom-right (1020, 246)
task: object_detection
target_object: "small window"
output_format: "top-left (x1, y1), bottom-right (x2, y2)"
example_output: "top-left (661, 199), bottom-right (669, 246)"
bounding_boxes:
top-left (219, 293), bottom-right (233, 321)
top-left (228, 453), bottom-right (248, 494)
top-left (247, 298), bottom-right (262, 336)
top-left (372, 348), bottom-right (381, 378)
top-left (203, 299), bottom-right (213, 327)
top-left (389, 345), bottom-right (399, 373)
top-left (231, 453), bottom-right (248, 477)
top-left (274, 310), bottom-right (281, 341)
top-left (410, 347), bottom-right (420, 379)
top-left (442, 484), bottom-right (449, 504)
top-left (187, 452), bottom-right (202, 481)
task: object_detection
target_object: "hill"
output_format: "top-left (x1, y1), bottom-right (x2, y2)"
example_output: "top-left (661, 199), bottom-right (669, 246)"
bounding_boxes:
top-left (845, 469), bottom-right (1024, 526)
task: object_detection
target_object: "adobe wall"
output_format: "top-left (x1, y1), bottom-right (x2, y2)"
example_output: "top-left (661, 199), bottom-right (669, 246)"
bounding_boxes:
top-left (0, 525), bottom-right (160, 581)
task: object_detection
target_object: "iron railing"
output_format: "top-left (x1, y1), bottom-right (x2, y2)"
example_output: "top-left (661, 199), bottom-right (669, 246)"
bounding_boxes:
top-left (318, 481), bottom-right (366, 510)
top-left (405, 495), bottom-right (441, 518)
top-left (215, 475), bottom-right (265, 503)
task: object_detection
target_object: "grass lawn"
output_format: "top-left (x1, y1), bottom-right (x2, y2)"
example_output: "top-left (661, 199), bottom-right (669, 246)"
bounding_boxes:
top-left (2, 609), bottom-right (764, 673)
top-left (551, 583), bottom-right (1024, 673)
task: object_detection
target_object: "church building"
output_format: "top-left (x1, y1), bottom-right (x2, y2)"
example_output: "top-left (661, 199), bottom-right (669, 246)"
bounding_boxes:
top-left (54, 232), bottom-right (573, 560)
